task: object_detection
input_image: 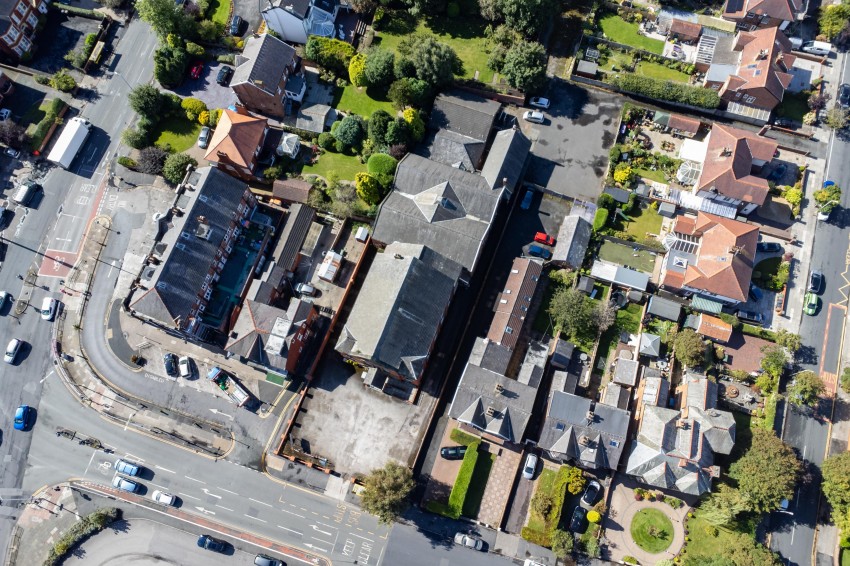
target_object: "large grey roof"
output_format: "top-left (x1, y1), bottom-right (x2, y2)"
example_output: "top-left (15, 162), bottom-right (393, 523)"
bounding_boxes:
top-left (553, 215), bottom-right (592, 270)
top-left (268, 203), bottom-right (316, 289)
top-left (481, 128), bottom-right (531, 195)
top-left (225, 298), bottom-right (314, 371)
top-left (131, 168), bottom-right (250, 328)
top-left (602, 382), bottom-right (631, 410)
top-left (372, 153), bottom-right (503, 274)
top-left (591, 260), bottom-right (650, 291)
top-left (232, 34), bottom-right (296, 90)
top-left (468, 337), bottom-right (512, 375)
top-left (648, 295), bottom-right (683, 321)
top-left (423, 129), bottom-right (485, 171)
top-left (448, 362), bottom-right (538, 443)
top-left (266, 0), bottom-right (311, 18)
top-left (639, 333), bottom-right (662, 357)
top-left (335, 243), bottom-right (462, 381)
top-left (613, 355), bottom-right (640, 387)
top-left (429, 90), bottom-right (500, 142)
top-left (538, 391), bottom-right (630, 471)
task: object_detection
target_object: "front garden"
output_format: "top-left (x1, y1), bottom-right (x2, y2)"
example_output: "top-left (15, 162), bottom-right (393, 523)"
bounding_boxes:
top-left (630, 508), bottom-right (673, 553)
top-left (425, 428), bottom-right (495, 520)
top-left (521, 465), bottom-right (587, 547)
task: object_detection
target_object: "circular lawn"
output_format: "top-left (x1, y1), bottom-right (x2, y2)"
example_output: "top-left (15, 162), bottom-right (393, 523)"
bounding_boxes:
top-left (630, 508), bottom-right (674, 554)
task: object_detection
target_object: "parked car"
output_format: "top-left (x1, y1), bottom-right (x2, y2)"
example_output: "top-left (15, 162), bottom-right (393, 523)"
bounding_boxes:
top-left (440, 445), bottom-right (467, 460)
top-left (522, 453), bottom-right (538, 480)
top-left (13, 405), bottom-right (31, 431)
top-left (0, 291), bottom-right (9, 305)
top-left (527, 245), bottom-right (551, 260)
top-left (756, 242), bottom-right (782, 253)
top-left (773, 117), bottom-right (795, 129)
top-left (178, 356), bottom-right (192, 378)
top-left (840, 83), bottom-right (850, 108)
top-left (748, 283), bottom-right (763, 302)
top-left (151, 490), bottom-right (176, 505)
top-left (809, 270), bottom-right (823, 294)
top-left (4, 147), bottom-right (20, 159)
top-left (163, 353), bottom-right (178, 377)
top-left (533, 232), bottom-right (555, 246)
top-left (523, 110), bottom-right (545, 124)
top-left (804, 292), bottom-right (820, 316)
top-left (254, 554), bottom-right (283, 566)
top-left (4, 338), bottom-right (21, 363)
top-left (0, 109), bottom-right (10, 121)
top-left (41, 297), bottom-right (57, 321)
top-left (570, 506), bottom-right (587, 533)
top-left (581, 480), bottom-right (601, 506)
top-left (453, 532), bottom-right (484, 551)
top-left (520, 189), bottom-right (534, 210)
top-left (767, 163), bottom-right (787, 182)
top-left (529, 97), bottom-right (550, 109)
top-left (114, 458), bottom-right (140, 476)
top-left (198, 534), bottom-right (228, 553)
top-left (296, 282), bottom-right (316, 296)
top-left (112, 475), bottom-right (139, 493)
top-left (197, 126), bottom-right (212, 149)
top-left (735, 310), bottom-right (764, 325)
top-left (230, 14), bottom-right (243, 35)
top-left (216, 65), bottom-right (234, 86)
top-left (190, 61), bottom-right (204, 80)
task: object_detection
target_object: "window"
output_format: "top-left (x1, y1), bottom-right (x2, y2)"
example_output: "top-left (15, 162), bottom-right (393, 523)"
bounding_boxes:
top-left (500, 299), bottom-right (508, 304)
top-left (11, 13), bottom-right (20, 25)
top-left (204, 288), bottom-right (212, 300)
top-left (181, 231), bottom-right (191, 240)
top-left (15, 2), bottom-right (25, 14)
top-left (505, 326), bottom-right (513, 334)
top-left (18, 35), bottom-right (29, 52)
top-left (503, 289), bottom-right (511, 294)
top-left (6, 26), bottom-right (19, 42)
top-left (26, 12), bottom-right (36, 26)
top-left (743, 95), bottom-right (756, 104)
top-left (555, 422), bottom-right (565, 431)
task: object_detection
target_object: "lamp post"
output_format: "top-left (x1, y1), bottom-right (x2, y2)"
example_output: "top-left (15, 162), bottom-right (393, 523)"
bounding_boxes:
top-left (108, 71), bottom-right (132, 90)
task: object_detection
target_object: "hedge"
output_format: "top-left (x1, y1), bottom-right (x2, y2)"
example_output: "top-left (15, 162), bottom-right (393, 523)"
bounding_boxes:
top-left (50, 2), bottom-right (101, 18)
top-left (447, 440), bottom-right (480, 517)
top-left (547, 466), bottom-right (573, 529)
top-left (28, 99), bottom-right (68, 152)
top-left (521, 526), bottom-right (551, 546)
top-left (593, 208), bottom-right (609, 232)
top-left (449, 428), bottom-right (479, 446)
top-left (425, 500), bottom-right (459, 519)
top-left (44, 507), bottom-right (121, 565)
top-left (610, 74), bottom-right (721, 109)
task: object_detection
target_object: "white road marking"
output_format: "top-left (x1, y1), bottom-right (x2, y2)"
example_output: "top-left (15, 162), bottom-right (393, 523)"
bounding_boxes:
top-left (178, 492), bottom-right (201, 501)
top-left (185, 476), bottom-right (205, 484)
top-left (280, 508), bottom-right (305, 518)
top-left (349, 533), bottom-right (374, 542)
top-left (278, 525), bottom-right (302, 536)
top-left (155, 466), bottom-right (175, 473)
top-left (245, 515), bottom-right (267, 523)
top-left (215, 504), bottom-right (234, 512)
top-left (202, 488), bottom-right (221, 499)
top-left (311, 525), bottom-right (333, 536)
top-left (218, 487), bottom-right (238, 495)
top-left (249, 498), bottom-right (273, 508)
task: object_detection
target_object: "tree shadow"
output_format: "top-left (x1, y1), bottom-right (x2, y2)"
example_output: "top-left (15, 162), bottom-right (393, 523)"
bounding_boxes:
top-left (422, 13), bottom-right (488, 40)
top-left (380, 10), bottom-right (418, 36)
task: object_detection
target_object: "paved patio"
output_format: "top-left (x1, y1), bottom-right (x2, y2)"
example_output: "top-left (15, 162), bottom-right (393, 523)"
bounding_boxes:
top-left (476, 443), bottom-right (522, 528)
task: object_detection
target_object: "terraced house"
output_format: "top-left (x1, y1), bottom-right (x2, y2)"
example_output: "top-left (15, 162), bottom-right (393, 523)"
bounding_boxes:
top-left (0, 0), bottom-right (47, 61)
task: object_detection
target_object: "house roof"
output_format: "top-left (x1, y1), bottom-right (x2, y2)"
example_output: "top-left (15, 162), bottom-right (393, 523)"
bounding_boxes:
top-left (335, 243), bottom-right (462, 382)
top-left (668, 114), bottom-right (702, 134)
top-left (603, 186), bottom-right (631, 204)
top-left (590, 260), bottom-right (650, 291)
top-left (429, 90), bottom-right (500, 142)
top-left (267, 0), bottom-right (311, 19)
top-left (728, 28), bottom-right (794, 109)
top-left (296, 104), bottom-right (336, 133)
top-left (698, 124), bottom-right (778, 205)
top-left (273, 178), bottom-right (312, 203)
top-left (267, 203), bottom-right (316, 289)
top-left (723, 0), bottom-right (801, 22)
top-left (232, 33), bottom-right (296, 92)
top-left (130, 168), bottom-right (251, 328)
top-left (694, 313), bottom-right (734, 342)
top-left (448, 362), bottom-right (538, 443)
top-left (670, 18), bottom-right (702, 40)
top-left (602, 382), bottom-right (631, 410)
top-left (648, 295), bottom-right (683, 321)
top-left (481, 128), bottom-right (531, 194)
top-left (640, 333), bottom-right (662, 357)
top-left (205, 110), bottom-right (267, 168)
top-left (553, 215), bottom-right (593, 270)
top-left (488, 257), bottom-right (543, 350)
top-left (518, 340), bottom-right (548, 389)
top-left (613, 355), bottom-right (640, 387)
top-left (225, 298), bottom-right (314, 371)
top-left (551, 339), bottom-right (576, 370)
top-left (425, 129), bottom-right (485, 171)
top-left (372, 153), bottom-right (503, 274)
top-left (538, 391), bottom-right (631, 471)
top-left (468, 337), bottom-right (512, 375)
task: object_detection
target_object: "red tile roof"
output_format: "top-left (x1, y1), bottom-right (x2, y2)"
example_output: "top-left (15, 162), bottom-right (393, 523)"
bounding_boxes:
top-left (698, 124), bottom-right (778, 205)
top-left (487, 257), bottom-right (543, 350)
top-left (670, 19), bottom-right (702, 41)
top-left (723, 28), bottom-right (794, 111)
top-left (205, 109), bottom-right (267, 169)
top-left (723, 0), bottom-right (801, 23)
top-left (668, 114), bottom-right (701, 135)
top-left (697, 314), bottom-right (733, 342)
top-left (273, 179), bottom-right (312, 203)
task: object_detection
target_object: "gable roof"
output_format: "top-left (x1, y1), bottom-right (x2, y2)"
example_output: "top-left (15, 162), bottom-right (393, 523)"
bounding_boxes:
top-left (232, 33), bottom-right (297, 90)
top-left (425, 129), bottom-right (485, 171)
top-left (488, 257), bottom-right (543, 350)
top-left (690, 313), bottom-right (734, 342)
top-left (205, 110), bottom-right (267, 168)
top-left (648, 295), bottom-right (683, 321)
top-left (266, 0), bottom-right (311, 18)
top-left (273, 178), bottom-right (312, 203)
top-left (698, 124), bottom-right (777, 205)
top-left (225, 298), bottom-right (315, 370)
top-left (668, 113), bottom-right (702, 134)
top-left (553, 215), bottom-right (593, 270)
top-left (669, 18), bottom-right (702, 40)
top-left (728, 28), bottom-right (794, 109)
top-left (723, 0), bottom-right (801, 22)
top-left (481, 128), bottom-right (531, 194)
top-left (591, 260), bottom-right (650, 291)
top-left (335, 243), bottom-right (462, 381)
top-left (429, 90), bottom-right (501, 142)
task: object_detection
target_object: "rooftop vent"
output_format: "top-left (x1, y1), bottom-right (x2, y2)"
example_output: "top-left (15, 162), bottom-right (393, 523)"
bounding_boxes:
top-left (720, 146), bottom-right (733, 157)
top-left (757, 48), bottom-right (768, 60)
top-left (579, 436), bottom-right (591, 446)
top-left (195, 223), bottom-right (212, 240)
top-left (677, 419), bottom-right (690, 429)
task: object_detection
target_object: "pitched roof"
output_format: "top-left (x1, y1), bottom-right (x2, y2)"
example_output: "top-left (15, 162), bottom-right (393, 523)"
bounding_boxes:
top-left (487, 257), bottom-right (542, 350)
top-left (647, 295), bottom-right (683, 321)
top-left (481, 128), bottom-right (531, 194)
top-left (670, 18), bottom-right (702, 40)
top-left (668, 114), bottom-right (702, 134)
top-left (429, 90), bottom-right (501, 142)
top-left (590, 260), bottom-right (650, 291)
top-left (225, 298), bottom-right (315, 370)
top-left (640, 333), bottom-right (662, 357)
top-left (425, 129), bottom-right (485, 171)
top-left (698, 124), bottom-right (777, 205)
top-left (728, 28), bottom-right (794, 108)
top-left (268, 203), bottom-right (316, 288)
top-left (273, 178), bottom-right (312, 203)
top-left (695, 313), bottom-right (734, 342)
top-left (613, 355), bottom-right (640, 387)
top-left (468, 337), bottom-right (512, 375)
top-left (205, 110), bottom-right (267, 169)
top-left (266, 0), bottom-right (311, 18)
top-left (372, 153), bottom-right (503, 274)
top-left (723, 0), bottom-right (801, 22)
top-left (553, 215), bottom-right (593, 270)
top-left (335, 243), bottom-right (462, 382)
top-left (232, 33), bottom-right (296, 90)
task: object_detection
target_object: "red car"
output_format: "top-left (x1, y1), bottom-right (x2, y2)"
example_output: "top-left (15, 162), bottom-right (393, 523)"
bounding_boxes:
top-left (534, 232), bottom-right (555, 246)
top-left (190, 61), bottom-right (204, 80)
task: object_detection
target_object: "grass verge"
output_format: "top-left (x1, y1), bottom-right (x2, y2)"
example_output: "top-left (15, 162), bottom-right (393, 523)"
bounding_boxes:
top-left (154, 117), bottom-right (202, 153)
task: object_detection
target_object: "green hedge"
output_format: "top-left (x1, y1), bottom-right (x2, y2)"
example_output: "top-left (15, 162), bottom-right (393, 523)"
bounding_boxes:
top-left (593, 208), bottom-right (609, 232)
top-left (521, 526), bottom-right (551, 546)
top-left (610, 74), bottom-right (721, 109)
top-left (44, 507), bottom-right (121, 566)
top-left (449, 428), bottom-right (479, 446)
top-left (755, 392), bottom-right (778, 430)
top-left (548, 465), bottom-right (573, 528)
top-left (741, 323), bottom-right (777, 342)
top-left (50, 2), bottom-right (101, 18)
top-left (28, 99), bottom-right (68, 152)
top-left (447, 440), bottom-right (480, 516)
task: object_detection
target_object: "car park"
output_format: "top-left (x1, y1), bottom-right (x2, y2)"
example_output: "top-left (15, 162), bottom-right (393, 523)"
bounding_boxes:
top-left (756, 242), bottom-right (782, 253)
top-left (13, 405), bottom-right (31, 430)
top-left (840, 83), bottom-right (850, 108)
top-left (254, 554), bottom-right (283, 566)
top-left (151, 490), bottom-right (176, 505)
top-left (190, 61), bottom-right (204, 80)
top-left (735, 310), bottom-right (764, 325)
top-left (440, 445), bottom-right (467, 460)
top-left (230, 14), bottom-right (243, 35)
top-left (41, 297), bottom-right (57, 321)
top-left (178, 356), bottom-right (192, 378)
top-left (216, 65), bottom-right (234, 86)
top-left (522, 453), bottom-right (538, 480)
top-left (114, 458), bottom-right (140, 476)
top-left (4, 338), bottom-right (21, 363)
top-left (809, 270), bottom-right (823, 294)
top-left (523, 110), bottom-right (545, 124)
top-left (520, 189), bottom-right (534, 210)
top-left (570, 506), bottom-right (587, 533)
top-left (581, 480), bottom-right (601, 506)
top-left (197, 126), bottom-right (211, 149)
top-left (527, 245), bottom-right (551, 260)
top-left (112, 476), bottom-right (139, 493)
top-left (529, 97), bottom-right (550, 109)
top-left (163, 353), bottom-right (178, 377)
top-left (453, 532), bottom-right (484, 551)
top-left (533, 232), bottom-right (555, 246)
top-left (198, 534), bottom-right (228, 553)
top-left (804, 292), bottom-right (819, 316)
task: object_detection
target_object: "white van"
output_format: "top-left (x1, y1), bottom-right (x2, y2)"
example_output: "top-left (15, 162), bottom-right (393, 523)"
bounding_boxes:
top-left (12, 182), bottom-right (37, 206)
top-left (41, 297), bottom-right (57, 321)
top-left (802, 41), bottom-right (831, 57)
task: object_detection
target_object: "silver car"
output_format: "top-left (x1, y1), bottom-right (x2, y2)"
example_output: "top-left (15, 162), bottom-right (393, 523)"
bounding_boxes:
top-left (523, 110), bottom-right (545, 124)
top-left (151, 490), bottom-right (175, 505)
top-left (197, 126), bottom-right (212, 149)
top-left (4, 338), bottom-right (21, 363)
top-left (454, 532), bottom-right (484, 551)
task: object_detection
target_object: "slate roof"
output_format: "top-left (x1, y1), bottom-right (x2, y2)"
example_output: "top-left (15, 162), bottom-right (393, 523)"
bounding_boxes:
top-left (553, 215), bottom-right (593, 270)
top-left (225, 298), bottom-right (314, 370)
top-left (372, 153), bottom-right (503, 274)
top-left (538, 391), bottom-right (631, 471)
top-left (591, 260), bottom-right (650, 291)
top-left (481, 128), bottom-right (531, 195)
top-left (429, 90), bottom-right (500, 143)
top-left (648, 295), bottom-right (683, 321)
top-left (425, 129), bottom-right (485, 171)
top-left (131, 168), bottom-right (251, 328)
top-left (518, 340), bottom-right (548, 389)
top-left (267, 0), bottom-right (311, 18)
top-left (273, 178), bottom-right (312, 203)
top-left (551, 339), bottom-right (576, 370)
top-left (205, 110), bottom-right (267, 168)
top-left (613, 355), bottom-right (640, 387)
top-left (604, 186), bottom-right (631, 203)
top-left (267, 203), bottom-right (316, 289)
top-left (468, 337), bottom-right (512, 375)
top-left (640, 333), bottom-right (662, 357)
top-left (232, 33), bottom-right (296, 91)
top-left (296, 104), bottom-right (336, 133)
top-left (335, 243), bottom-right (462, 382)
top-left (697, 124), bottom-right (778, 205)
top-left (449, 361), bottom-right (538, 443)
top-left (602, 382), bottom-right (631, 410)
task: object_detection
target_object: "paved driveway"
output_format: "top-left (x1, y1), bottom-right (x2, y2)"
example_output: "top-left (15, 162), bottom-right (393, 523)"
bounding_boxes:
top-left (233, 0), bottom-right (262, 35)
top-left (163, 61), bottom-right (238, 111)
top-left (523, 80), bottom-right (621, 203)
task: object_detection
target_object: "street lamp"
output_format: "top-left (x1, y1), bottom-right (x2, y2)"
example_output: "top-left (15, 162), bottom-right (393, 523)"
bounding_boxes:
top-left (817, 199), bottom-right (840, 220)
top-left (108, 71), bottom-right (132, 90)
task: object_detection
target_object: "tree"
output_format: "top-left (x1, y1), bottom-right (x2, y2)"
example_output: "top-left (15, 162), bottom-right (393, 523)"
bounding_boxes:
top-left (388, 78), bottom-right (431, 110)
top-left (493, 0), bottom-right (559, 36)
top-left (550, 529), bottom-right (573, 560)
top-left (136, 0), bottom-right (186, 37)
top-left (408, 37), bottom-right (458, 87)
top-left (729, 427), bottom-right (800, 513)
top-left (673, 328), bottom-right (705, 368)
top-left (360, 461), bottom-right (415, 525)
top-left (500, 41), bottom-right (547, 92)
top-left (154, 44), bottom-right (188, 88)
top-left (181, 97), bottom-right (208, 122)
top-left (50, 71), bottom-right (77, 93)
top-left (122, 128), bottom-right (148, 150)
top-left (564, 466), bottom-right (586, 495)
top-left (305, 37), bottom-right (355, 77)
top-left (530, 491), bottom-right (554, 516)
top-left (825, 106), bottom-right (849, 130)
top-left (700, 484), bottom-right (749, 527)
top-left (364, 49), bottom-right (395, 88)
top-left (0, 121), bottom-right (29, 149)
top-left (774, 329), bottom-right (802, 354)
top-left (129, 85), bottom-right (163, 119)
top-left (725, 532), bottom-right (781, 566)
top-left (402, 108), bottom-right (425, 142)
top-left (368, 110), bottom-right (393, 145)
top-left (841, 367), bottom-right (850, 393)
top-left (197, 20), bottom-right (225, 42)
top-left (355, 172), bottom-right (382, 204)
top-left (760, 344), bottom-right (788, 380)
top-left (349, 0), bottom-right (377, 11)
top-left (161, 153), bottom-right (197, 185)
top-left (348, 53), bottom-right (368, 87)
top-left (136, 146), bottom-right (168, 175)
top-left (548, 287), bottom-right (594, 338)
top-left (823, 452), bottom-right (850, 516)
top-left (819, 3), bottom-right (850, 40)
top-left (809, 90), bottom-right (831, 112)
top-left (478, 0), bottom-right (499, 19)
top-left (385, 118), bottom-right (411, 146)
top-left (593, 301), bottom-right (617, 333)
top-left (613, 163), bottom-right (634, 185)
top-left (788, 371), bottom-right (825, 406)
top-left (367, 152), bottom-right (398, 188)
top-left (814, 182), bottom-right (842, 212)
top-left (335, 115), bottom-right (366, 149)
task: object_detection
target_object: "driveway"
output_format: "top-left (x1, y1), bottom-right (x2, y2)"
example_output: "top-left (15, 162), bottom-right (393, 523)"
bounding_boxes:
top-left (233, 0), bottom-right (262, 36)
top-left (523, 79), bottom-right (620, 203)
top-left (163, 61), bottom-right (238, 111)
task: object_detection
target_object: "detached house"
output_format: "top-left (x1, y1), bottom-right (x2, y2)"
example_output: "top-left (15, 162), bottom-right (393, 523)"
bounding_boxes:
top-left (0, 0), bottom-right (46, 62)
top-left (722, 0), bottom-right (805, 31)
top-left (661, 212), bottom-right (759, 304)
top-left (204, 109), bottom-right (269, 182)
top-left (231, 33), bottom-right (305, 118)
top-left (261, 0), bottom-right (352, 45)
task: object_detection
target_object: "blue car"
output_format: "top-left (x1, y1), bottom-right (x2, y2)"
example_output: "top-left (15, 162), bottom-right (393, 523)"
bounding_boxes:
top-left (528, 245), bottom-right (551, 260)
top-left (520, 190), bottom-right (534, 210)
top-left (198, 535), bottom-right (228, 553)
top-left (13, 405), bottom-right (31, 430)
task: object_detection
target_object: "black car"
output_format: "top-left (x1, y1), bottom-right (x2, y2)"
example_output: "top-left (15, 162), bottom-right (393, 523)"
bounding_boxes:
top-left (809, 270), bottom-right (824, 294)
top-left (581, 480), bottom-right (601, 506)
top-left (756, 242), bottom-right (782, 254)
top-left (230, 14), bottom-right (243, 35)
top-left (840, 83), bottom-right (850, 108)
top-left (774, 117), bottom-right (795, 129)
top-left (570, 506), bottom-right (587, 533)
top-left (216, 65), bottom-right (234, 86)
top-left (163, 353), bottom-right (178, 377)
top-left (440, 445), bottom-right (467, 460)
top-left (197, 535), bottom-right (228, 553)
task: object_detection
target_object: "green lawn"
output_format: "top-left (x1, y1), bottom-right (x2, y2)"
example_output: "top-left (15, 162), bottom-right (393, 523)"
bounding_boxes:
top-left (334, 84), bottom-right (396, 117)
top-left (684, 510), bottom-right (759, 561)
top-left (636, 60), bottom-right (691, 82)
top-left (598, 49), bottom-right (634, 74)
top-left (775, 91), bottom-right (810, 122)
top-left (634, 168), bottom-right (668, 183)
top-left (462, 452), bottom-right (495, 518)
top-left (21, 100), bottom-right (48, 130)
top-left (154, 117), bottom-right (202, 153)
top-left (207, 0), bottom-right (231, 26)
top-left (842, 549), bottom-right (850, 566)
top-left (599, 14), bottom-right (664, 54)
top-left (611, 206), bottom-right (663, 239)
top-left (302, 150), bottom-right (366, 181)
top-left (630, 508), bottom-right (674, 553)
top-left (599, 240), bottom-right (657, 273)
top-left (596, 301), bottom-right (642, 364)
top-left (376, 13), bottom-right (494, 83)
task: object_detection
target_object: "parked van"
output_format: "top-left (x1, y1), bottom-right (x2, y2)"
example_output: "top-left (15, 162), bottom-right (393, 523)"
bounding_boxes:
top-left (801, 41), bottom-right (831, 57)
top-left (12, 182), bottom-right (37, 206)
top-left (41, 297), bottom-right (57, 321)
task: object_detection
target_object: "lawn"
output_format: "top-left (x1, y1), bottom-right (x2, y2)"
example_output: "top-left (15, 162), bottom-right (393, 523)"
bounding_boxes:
top-left (684, 509), bottom-right (761, 561)
top-left (775, 91), bottom-right (810, 122)
top-left (843, 549), bottom-right (850, 566)
top-left (525, 468), bottom-right (557, 533)
top-left (630, 508), bottom-right (674, 553)
top-left (599, 14), bottom-right (664, 54)
top-left (334, 84), bottom-right (396, 117)
top-left (634, 168), bottom-right (668, 183)
top-left (596, 301), bottom-right (642, 364)
top-left (21, 100), bottom-right (48, 130)
top-left (154, 117), bottom-right (202, 153)
top-left (207, 0), bottom-right (231, 26)
top-left (598, 240), bottom-right (657, 273)
top-left (302, 150), bottom-right (367, 181)
top-left (752, 256), bottom-right (782, 289)
top-left (635, 60), bottom-right (691, 82)
top-left (462, 452), bottom-right (495, 518)
top-left (611, 206), bottom-right (663, 240)
top-left (377, 13), bottom-right (494, 83)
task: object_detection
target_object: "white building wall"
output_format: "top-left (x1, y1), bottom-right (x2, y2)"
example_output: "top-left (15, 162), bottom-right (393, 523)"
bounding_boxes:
top-left (262, 8), bottom-right (308, 43)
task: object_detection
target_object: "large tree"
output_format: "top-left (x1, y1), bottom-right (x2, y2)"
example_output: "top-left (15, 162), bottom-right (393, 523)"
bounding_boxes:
top-left (129, 84), bottom-right (163, 119)
top-left (819, 3), bottom-right (850, 40)
top-left (368, 110), bottom-right (393, 145)
top-left (673, 328), bottom-right (705, 368)
top-left (481, 0), bottom-right (559, 37)
top-left (760, 344), bottom-right (788, 380)
top-left (153, 44), bottom-right (188, 88)
top-left (548, 287), bottom-right (594, 338)
top-left (136, 0), bottom-right (187, 37)
top-left (822, 452), bottom-right (850, 515)
top-left (335, 115), bottom-right (366, 149)
top-left (364, 49), bottom-right (395, 88)
top-left (360, 461), bottom-right (415, 525)
top-left (162, 153), bottom-right (197, 185)
top-left (788, 370), bottom-right (825, 406)
top-left (408, 37), bottom-right (459, 87)
top-left (0, 121), bottom-right (29, 149)
top-left (774, 329), bottom-right (802, 355)
top-left (699, 484), bottom-right (749, 527)
top-left (729, 428), bottom-right (800, 514)
top-left (500, 41), bottom-right (547, 92)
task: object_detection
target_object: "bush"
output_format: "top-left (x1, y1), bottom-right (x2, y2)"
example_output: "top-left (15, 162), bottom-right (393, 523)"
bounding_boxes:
top-left (551, 528), bottom-right (574, 559)
top-left (334, 138), bottom-right (347, 153)
top-left (364, 49), bottom-right (395, 88)
top-left (209, 108), bottom-right (222, 127)
top-left (564, 466), bottom-right (586, 495)
top-left (386, 118), bottom-right (411, 146)
top-left (449, 428), bottom-right (479, 446)
top-left (44, 508), bottom-right (121, 566)
top-left (593, 208), bottom-right (609, 232)
top-left (447, 441), bottom-right (480, 517)
top-left (587, 510), bottom-right (601, 523)
top-left (623, 556), bottom-right (639, 565)
top-left (305, 36), bottom-right (355, 77)
top-left (609, 74), bottom-right (721, 109)
top-left (198, 20), bottom-right (225, 42)
top-left (162, 153), bottom-right (197, 184)
top-left (117, 156), bottom-right (137, 169)
top-left (367, 152), bottom-right (398, 187)
top-left (446, 1), bottom-right (459, 16)
top-left (349, 53), bottom-right (368, 87)
top-left (121, 127), bottom-right (148, 149)
top-left (129, 84), bottom-right (163, 119)
top-left (185, 41), bottom-right (205, 57)
top-left (34, 74), bottom-right (50, 85)
top-left (264, 165), bottom-right (284, 180)
top-left (402, 108), bottom-right (425, 142)
top-left (50, 71), bottom-right (77, 92)
top-left (216, 54), bottom-right (236, 65)
top-left (181, 97), bottom-right (208, 122)
top-left (318, 132), bottom-right (335, 150)
top-left (28, 98), bottom-right (67, 151)
top-left (355, 172), bottom-right (382, 204)
top-left (520, 526), bottom-right (551, 546)
top-left (137, 146), bottom-right (168, 175)
top-left (198, 110), bottom-right (210, 126)
top-left (335, 114), bottom-right (366, 149)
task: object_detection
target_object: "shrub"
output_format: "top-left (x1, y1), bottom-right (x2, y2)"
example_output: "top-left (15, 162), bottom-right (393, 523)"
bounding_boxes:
top-left (564, 466), bottom-right (586, 495)
top-left (447, 441), bottom-right (480, 517)
top-left (551, 528), bottom-right (574, 559)
top-left (185, 41), bottom-right (205, 57)
top-left (162, 153), bottom-right (197, 184)
top-left (318, 132), bottom-right (335, 150)
top-left (181, 97), bottom-right (207, 122)
top-left (446, 1), bottom-right (459, 16)
top-left (198, 110), bottom-right (210, 126)
top-left (217, 54), bottom-right (236, 64)
top-left (587, 510), bottom-right (601, 523)
top-left (593, 208), bottom-right (609, 232)
top-left (44, 508), bottom-right (121, 566)
top-left (198, 20), bottom-right (225, 41)
top-left (334, 138), bottom-right (347, 153)
top-left (335, 115), bottom-right (366, 149)
top-left (364, 49), bottom-right (395, 87)
top-left (28, 98), bottom-right (67, 151)
top-left (209, 108), bottom-right (222, 127)
top-left (385, 118), bottom-right (411, 146)
top-left (121, 127), bottom-right (148, 149)
top-left (402, 108), bottom-right (425, 142)
top-left (264, 165), bottom-right (284, 180)
top-left (368, 110), bottom-right (393, 145)
top-left (34, 74), bottom-right (50, 85)
top-left (137, 146), bottom-right (168, 175)
top-left (50, 71), bottom-right (77, 92)
top-left (449, 428), bottom-right (479, 446)
top-left (597, 193), bottom-right (616, 210)
top-left (355, 172), bottom-right (382, 204)
top-left (117, 156), bottom-right (137, 169)
top-left (305, 36), bottom-right (355, 77)
top-left (348, 53), bottom-right (367, 87)
top-left (609, 74), bottom-right (721, 109)
top-left (367, 153), bottom-right (398, 188)
top-left (521, 526), bottom-right (551, 546)
top-left (623, 556), bottom-right (639, 565)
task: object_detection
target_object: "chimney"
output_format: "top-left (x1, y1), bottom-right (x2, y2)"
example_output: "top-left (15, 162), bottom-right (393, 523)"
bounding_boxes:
top-left (720, 146), bottom-right (732, 157)
top-left (502, 177), bottom-right (509, 190)
top-left (494, 383), bottom-right (504, 394)
top-left (728, 245), bottom-right (741, 255)
top-left (586, 410), bottom-right (594, 424)
top-left (486, 406), bottom-right (496, 417)
top-left (393, 253), bottom-right (403, 259)
top-left (579, 436), bottom-right (590, 446)
top-left (757, 48), bottom-right (768, 60)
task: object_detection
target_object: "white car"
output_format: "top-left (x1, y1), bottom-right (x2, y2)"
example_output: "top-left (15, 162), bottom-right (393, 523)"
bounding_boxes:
top-left (522, 453), bottom-right (538, 479)
top-left (152, 490), bottom-right (176, 505)
top-left (4, 338), bottom-right (21, 363)
top-left (523, 110), bottom-right (545, 124)
top-left (197, 126), bottom-right (211, 149)
top-left (41, 297), bottom-right (57, 321)
top-left (178, 356), bottom-right (192, 378)
top-left (529, 97), bottom-right (550, 109)
top-left (454, 533), bottom-right (484, 551)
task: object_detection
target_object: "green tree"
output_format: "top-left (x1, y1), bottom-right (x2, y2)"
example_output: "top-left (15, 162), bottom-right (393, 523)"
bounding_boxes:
top-left (700, 484), bottom-right (749, 527)
top-left (367, 152), bottom-right (398, 188)
top-left (822, 452), bottom-right (850, 515)
top-left (348, 53), bottom-right (368, 87)
top-left (565, 466), bottom-right (586, 495)
top-left (305, 37), bottom-right (355, 77)
top-left (774, 329), bottom-right (802, 354)
top-left (355, 172), bottom-right (382, 204)
top-left (760, 344), bottom-right (788, 380)
top-left (825, 106), bottom-right (849, 130)
top-left (814, 182), bottom-right (842, 213)
top-left (490, 0), bottom-right (559, 36)
top-left (550, 529), bottom-right (573, 560)
top-left (162, 153), bottom-right (197, 185)
top-left (335, 115), bottom-right (366, 149)
top-left (408, 37), bottom-right (458, 87)
top-left (154, 44), bottom-right (188, 88)
top-left (364, 49), bottom-right (395, 87)
top-left (181, 97), bottom-right (208, 122)
top-left (500, 41), bottom-right (547, 92)
top-left (673, 328), bottom-right (705, 368)
top-left (50, 71), bottom-right (77, 92)
top-left (129, 85), bottom-right (163, 119)
top-left (136, 0), bottom-right (186, 37)
top-left (729, 427), bottom-right (800, 514)
top-left (385, 118), bottom-right (411, 146)
top-left (530, 491), bottom-right (554, 516)
top-left (368, 110), bottom-right (393, 145)
top-left (548, 287), bottom-right (595, 339)
top-left (402, 108), bottom-right (425, 142)
top-left (788, 371), bottom-right (825, 406)
top-left (485, 24), bottom-right (520, 72)
top-left (360, 461), bottom-right (415, 525)
top-left (819, 3), bottom-right (850, 40)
